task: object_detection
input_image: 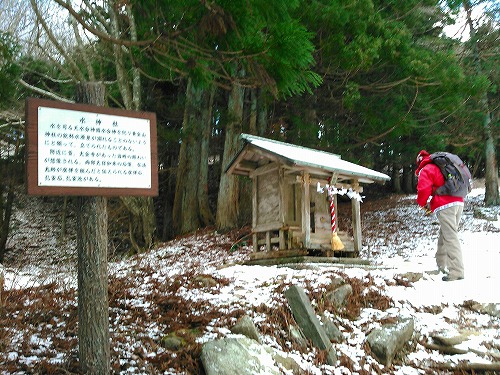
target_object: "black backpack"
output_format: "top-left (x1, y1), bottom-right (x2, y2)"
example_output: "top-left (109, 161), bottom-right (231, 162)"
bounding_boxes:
top-left (430, 152), bottom-right (472, 197)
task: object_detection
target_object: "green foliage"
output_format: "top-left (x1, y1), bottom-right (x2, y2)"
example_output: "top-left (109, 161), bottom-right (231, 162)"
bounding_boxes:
top-left (130, 0), bottom-right (321, 97)
top-left (261, 20), bottom-right (322, 96)
top-left (0, 32), bottom-right (20, 109)
top-left (343, 82), bottom-right (361, 110)
top-left (273, 0), bottom-right (487, 173)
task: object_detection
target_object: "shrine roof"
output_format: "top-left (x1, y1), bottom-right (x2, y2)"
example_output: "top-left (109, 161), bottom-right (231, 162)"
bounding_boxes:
top-left (226, 134), bottom-right (390, 184)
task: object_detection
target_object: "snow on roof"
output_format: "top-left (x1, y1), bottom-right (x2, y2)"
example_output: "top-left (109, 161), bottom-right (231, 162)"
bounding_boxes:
top-left (239, 134), bottom-right (390, 183)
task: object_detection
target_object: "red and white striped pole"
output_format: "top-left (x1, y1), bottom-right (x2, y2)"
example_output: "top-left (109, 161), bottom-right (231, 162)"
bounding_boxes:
top-left (329, 190), bottom-right (337, 233)
top-left (329, 187), bottom-right (344, 250)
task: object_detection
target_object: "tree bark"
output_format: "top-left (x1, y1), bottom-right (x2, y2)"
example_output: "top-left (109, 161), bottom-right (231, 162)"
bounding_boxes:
top-left (75, 82), bottom-right (110, 374)
top-left (198, 86), bottom-right (215, 226)
top-left (173, 79), bottom-right (204, 234)
top-left (402, 165), bottom-right (415, 193)
top-left (0, 188), bottom-right (14, 263)
top-left (0, 132), bottom-right (20, 261)
top-left (109, 1), bottom-right (156, 249)
top-left (256, 89), bottom-right (269, 136)
top-left (249, 89), bottom-right (258, 135)
top-left (391, 163), bottom-right (402, 193)
top-left (121, 197), bottom-right (156, 251)
top-left (216, 80), bottom-right (245, 231)
top-left (464, 0), bottom-right (499, 206)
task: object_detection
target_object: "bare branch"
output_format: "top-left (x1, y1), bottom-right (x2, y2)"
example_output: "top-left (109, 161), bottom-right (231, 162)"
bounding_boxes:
top-left (109, 3), bottom-right (132, 109)
top-left (18, 78), bottom-right (74, 103)
top-left (30, 0), bottom-right (85, 81)
top-left (49, 0), bottom-right (156, 47)
top-left (67, 0), bottom-right (95, 81)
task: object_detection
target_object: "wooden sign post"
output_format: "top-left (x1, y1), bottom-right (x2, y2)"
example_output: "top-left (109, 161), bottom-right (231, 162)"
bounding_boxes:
top-left (25, 86), bottom-right (157, 373)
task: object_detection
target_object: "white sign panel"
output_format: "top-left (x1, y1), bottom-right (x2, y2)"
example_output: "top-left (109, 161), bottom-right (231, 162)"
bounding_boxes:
top-left (38, 106), bottom-right (152, 189)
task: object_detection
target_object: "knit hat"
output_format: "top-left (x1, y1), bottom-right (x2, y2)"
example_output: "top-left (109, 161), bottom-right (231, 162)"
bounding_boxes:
top-left (416, 150), bottom-right (430, 166)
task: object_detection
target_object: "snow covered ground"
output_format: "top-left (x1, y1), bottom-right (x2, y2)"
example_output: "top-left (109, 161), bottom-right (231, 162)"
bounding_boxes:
top-left (1, 184), bottom-right (499, 374)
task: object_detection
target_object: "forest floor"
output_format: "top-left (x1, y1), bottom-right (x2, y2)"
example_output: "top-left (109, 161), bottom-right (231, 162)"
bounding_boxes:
top-left (1, 180), bottom-right (500, 374)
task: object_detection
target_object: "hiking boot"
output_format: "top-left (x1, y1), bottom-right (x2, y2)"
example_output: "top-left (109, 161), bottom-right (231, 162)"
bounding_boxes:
top-left (428, 267), bottom-right (448, 276)
top-left (442, 275), bottom-right (464, 282)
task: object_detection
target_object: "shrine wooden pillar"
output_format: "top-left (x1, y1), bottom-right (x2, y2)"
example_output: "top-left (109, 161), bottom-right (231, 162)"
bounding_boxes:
top-left (351, 180), bottom-right (362, 252)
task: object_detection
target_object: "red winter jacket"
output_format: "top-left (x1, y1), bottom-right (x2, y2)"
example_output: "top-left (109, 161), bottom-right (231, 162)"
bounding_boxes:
top-left (416, 156), bottom-right (464, 212)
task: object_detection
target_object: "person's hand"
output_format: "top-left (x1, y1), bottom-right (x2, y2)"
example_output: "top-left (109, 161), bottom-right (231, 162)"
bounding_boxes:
top-left (421, 204), bottom-right (432, 216)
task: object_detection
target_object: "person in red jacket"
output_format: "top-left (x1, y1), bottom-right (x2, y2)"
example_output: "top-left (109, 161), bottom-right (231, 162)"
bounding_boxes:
top-left (415, 150), bottom-right (464, 281)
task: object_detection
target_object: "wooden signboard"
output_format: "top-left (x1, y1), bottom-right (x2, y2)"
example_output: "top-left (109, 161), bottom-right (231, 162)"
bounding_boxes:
top-left (25, 98), bottom-right (158, 196)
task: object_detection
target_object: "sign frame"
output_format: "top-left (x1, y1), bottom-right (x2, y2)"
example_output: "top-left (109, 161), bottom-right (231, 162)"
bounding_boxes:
top-left (25, 97), bottom-right (158, 197)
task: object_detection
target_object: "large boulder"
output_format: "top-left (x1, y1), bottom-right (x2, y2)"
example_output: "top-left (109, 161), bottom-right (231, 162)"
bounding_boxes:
top-left (366, 318), bottom-right (414, 366)
top-left (201, 336), bottom-right (302, 375)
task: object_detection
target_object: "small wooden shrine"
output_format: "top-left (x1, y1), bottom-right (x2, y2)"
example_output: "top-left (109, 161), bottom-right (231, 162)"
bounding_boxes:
top-left (226, 134), bottom-right (390, 261)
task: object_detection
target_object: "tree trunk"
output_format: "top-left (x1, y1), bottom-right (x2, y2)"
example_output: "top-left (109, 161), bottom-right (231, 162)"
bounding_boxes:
top-left (59, 196), bottom-right (68, 241)
top-left (249, 89), bottom-right (258, 135)
top-left (402, 165), bottom-right (415, 193)
top-left (216, 80), bottom-right (245, 231)
top-left (0, 135), bottom-right (19, 262)
top-left (464, 0), bottom-right (499, 206)
top-left (198, 86), bottom-right (215, 226)
top-left (0, 171), bottom-right (15, 263)
top-left (172, 79), bottom-right (204, 234)
top-left (121, 197), bottom-right (156, 252)
top-left (392, 164), bottom-right (402, 193)
top-left (110, 2), bottom-right (157, 249)
top-left (483, 133), bottom-right (499, 206)
top-left (75, 82), bottom-right (110, 374)
top-left (257, 89), bottom-right (269, 136)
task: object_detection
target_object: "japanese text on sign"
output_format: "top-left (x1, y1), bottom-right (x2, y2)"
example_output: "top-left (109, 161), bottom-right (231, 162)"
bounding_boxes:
top-left (38, 106), bottom-right (152, 189)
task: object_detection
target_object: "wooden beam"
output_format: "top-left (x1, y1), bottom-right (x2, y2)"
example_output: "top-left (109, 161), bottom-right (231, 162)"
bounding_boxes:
top-left (351, 180), bottom-right (362, 252)
top-left (266, 231), bottom-right (271, 251)
top-left (252, 233), bottom-right (258, 252)
top-left (253, 222), bottom-right (286, 232)
top-left (252, 175), bottom-right (258, 252)
top-left (294, 175), bottom-right (363, 193)
top-left (249, 161), bottom-right (280, 178)
top-left (279, 167), bottom-right (286, 227)
top-left (302, 172), bottom-right (311, 248)
top-left (279, 229), bottom-right (286, 249)
top-left (237, 160), bottom-right (259, 172)
top-left (249, 249), bottom-right (308, 260)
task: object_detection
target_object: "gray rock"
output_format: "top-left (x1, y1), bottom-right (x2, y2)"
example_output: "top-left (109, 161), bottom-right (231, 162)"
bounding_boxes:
top-left (431, 332), bottom-right (469, 347)
top-left (193, 275), bottom-right (218, 287)
top-left (473, 207), bottom-right (500, 221)
top-left (330, 276), bottom-right (346, 289)
top-left (201, 336), bottom-right (281, 375)
top-left (320, 314), bottom-right (344, 343)
top-left (326, 284), bottom-right (352, 309)
top-left (366, 317), bottom-right (414, 366)
top-left (273, 352), bottom-right (305, 375)
top-left (469, 302), bottom-right (500, 318)
top-left (481, 303), bottom-right (500, 318)
top-left (398, 272), bottom-right (423, 283)
top-left (285, 285), bottom-right (337, 366)
top-left (160, 334), bottom-right (186, 350)
top-left (231, 315), bottom-right (261, 343)
top-left (289, 325), bottom-right (308, 348)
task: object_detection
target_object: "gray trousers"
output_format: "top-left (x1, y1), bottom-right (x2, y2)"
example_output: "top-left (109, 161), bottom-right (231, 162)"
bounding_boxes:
top-left (435, 205), bottom-right (464, 278)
